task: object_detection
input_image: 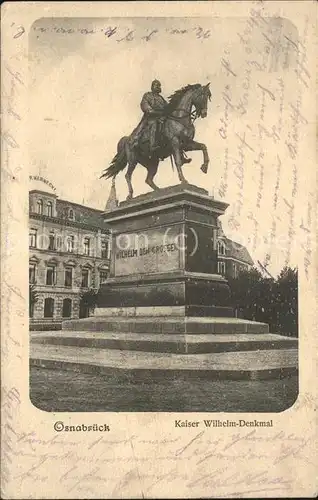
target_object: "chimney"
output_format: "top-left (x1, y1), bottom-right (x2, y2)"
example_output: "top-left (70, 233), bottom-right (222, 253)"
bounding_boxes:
top-left (217, 218), bottom-right (225, 238)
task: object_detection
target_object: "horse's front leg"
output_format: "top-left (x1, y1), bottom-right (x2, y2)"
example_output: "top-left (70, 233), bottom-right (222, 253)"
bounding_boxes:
top-left (171, 138), bottom-right (188, 184)
top-left (184, 140), bottom-right (209, 174)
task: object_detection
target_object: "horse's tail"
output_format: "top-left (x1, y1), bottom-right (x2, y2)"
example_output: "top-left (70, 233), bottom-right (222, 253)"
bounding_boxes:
top-left (100, 136), bottom-right (128, 180)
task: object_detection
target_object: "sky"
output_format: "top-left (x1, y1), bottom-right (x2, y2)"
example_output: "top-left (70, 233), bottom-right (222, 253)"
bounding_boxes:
top-left (28, 15), bottom-right (313, 276)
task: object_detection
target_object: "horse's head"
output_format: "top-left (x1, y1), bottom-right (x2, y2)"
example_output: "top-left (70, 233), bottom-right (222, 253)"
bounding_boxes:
top-left (192, 83), bottom-right (211, 118)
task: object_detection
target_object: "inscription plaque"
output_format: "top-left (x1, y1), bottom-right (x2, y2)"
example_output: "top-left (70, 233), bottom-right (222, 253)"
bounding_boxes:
top-left (114, 226), bottom-right (181, 276)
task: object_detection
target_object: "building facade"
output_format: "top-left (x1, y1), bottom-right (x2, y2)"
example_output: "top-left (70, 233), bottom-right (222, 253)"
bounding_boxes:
top-left (216, 222), bottom-right (254, 278)
top-left (29, 189), bottom-right (111, 329)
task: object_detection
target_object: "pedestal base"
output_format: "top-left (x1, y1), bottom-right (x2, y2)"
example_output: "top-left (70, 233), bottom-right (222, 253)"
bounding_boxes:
top-left (31, 330), bottom-right (298, 382)
top-left (97, 271), bottom-right (233, 317)
top-left (62, 316), bottom-right (269, 334)
top-left (95, 305), bottom-right (234, 318)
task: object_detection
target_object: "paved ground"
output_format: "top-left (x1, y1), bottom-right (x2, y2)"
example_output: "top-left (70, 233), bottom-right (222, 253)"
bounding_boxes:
top-left (30, 366), bottom-right (298, 413)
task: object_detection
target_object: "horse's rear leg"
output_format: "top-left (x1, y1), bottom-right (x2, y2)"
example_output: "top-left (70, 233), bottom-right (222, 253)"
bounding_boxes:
top-left (145, 160), bottom-right (159, 191)
top-left (125, 147), bottom-right (137, 199)
top-left (125, 163), bottom-right (137, 199)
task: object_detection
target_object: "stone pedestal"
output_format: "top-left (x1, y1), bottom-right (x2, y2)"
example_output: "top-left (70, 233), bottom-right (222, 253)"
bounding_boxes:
top-left (40, 184), bottom-right (297, 383)
top-left (97, 184), bottom-right (233, 319)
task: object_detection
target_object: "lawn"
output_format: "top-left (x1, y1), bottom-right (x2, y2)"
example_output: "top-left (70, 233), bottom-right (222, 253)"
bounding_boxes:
top-left (30, 367), bottom-right (298, 413)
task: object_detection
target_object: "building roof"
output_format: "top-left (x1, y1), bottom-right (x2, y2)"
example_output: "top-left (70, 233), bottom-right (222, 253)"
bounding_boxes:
top-left (56, 199), bottom-right (105, 228)
top-left (223, 237), bottom-right (254, 266)
top-left (29, 190), bottom-right (109, 231)
top-left (29, 189), bottom-right (57, 198)
top-left (218, 220), bottom-right (254, 265)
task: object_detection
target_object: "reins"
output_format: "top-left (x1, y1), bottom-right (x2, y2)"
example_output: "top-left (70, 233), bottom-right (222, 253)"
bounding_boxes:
top-left (166, 107), bottom-right (198, 124)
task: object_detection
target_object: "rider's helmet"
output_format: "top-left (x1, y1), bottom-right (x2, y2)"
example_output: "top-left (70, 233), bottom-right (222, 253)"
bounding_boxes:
top-left (151, 80), bottom-right (162, 92)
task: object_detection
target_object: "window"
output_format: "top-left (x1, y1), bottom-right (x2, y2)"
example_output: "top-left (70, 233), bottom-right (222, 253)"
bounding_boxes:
top-left (101, 239), bottom-right (109, 259)
top-left (47, 201), bottom-right (53, 217)
top-left (29, 264), bottom-right (36, 284)
top-left (46, 266), bottom-right (56, 285)
top-left (62, 298), bottom-right (72, 318)
top-left (44, 298), bottom-right (54, 318)
top-left (66, 235), bottom-right (75, 253)
top-left (48, 232), bottom-right (55, 250)
top-left (83, 237), bottom-right (90, 256)
top-left (56, 236), bottom-right (62, 251)
top-left (217, 241), bottom-right (226, 255)
top-left (218, 261), bottom-right (226, 275)
top-left (81, 269), bottom-right (89, 288)
top-left (99, 270), bottom-right (108, 284)
top-left (233, 263), bottom-right (237, 278)
top-left (68, 209), bottom-right (74, 220)
top-left (29, 301), bottom-right (35, 318)
top-left (37, 199), bottom-right (43, 214)
top-left (64, 268), bottom-right (73, 287)
top-left (29, 229), bottom-right (37, 248)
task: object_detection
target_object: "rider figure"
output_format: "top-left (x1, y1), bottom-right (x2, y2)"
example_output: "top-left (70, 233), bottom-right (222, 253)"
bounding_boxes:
top-left (131, 79), bottom-right (191, 163)
top-left (141, 79), bottom-right (167, 155)
top-left (131, 79), bottom-right (166, 155)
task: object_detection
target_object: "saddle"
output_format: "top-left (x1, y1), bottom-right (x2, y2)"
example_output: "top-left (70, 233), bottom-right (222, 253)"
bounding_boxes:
top-left (131, 117), bottom-right (191, 163)
top-left (131, 118), bottom-right (166, 152)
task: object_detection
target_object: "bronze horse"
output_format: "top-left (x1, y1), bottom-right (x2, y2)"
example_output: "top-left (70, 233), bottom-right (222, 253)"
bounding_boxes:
top-left (101, 83), bottom-right (211, 199)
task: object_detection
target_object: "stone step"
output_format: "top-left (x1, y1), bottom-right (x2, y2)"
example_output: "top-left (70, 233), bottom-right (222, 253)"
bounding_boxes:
top-left (62, 316), bottom-right (269, 334)
top-left (30, 344), bottom-right (298, 381)
top-left (31, 331), bottom-right (298, 354)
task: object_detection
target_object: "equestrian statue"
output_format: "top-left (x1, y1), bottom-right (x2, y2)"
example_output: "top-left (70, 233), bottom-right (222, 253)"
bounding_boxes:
top-left (101, 80), bottom-right (212, 199)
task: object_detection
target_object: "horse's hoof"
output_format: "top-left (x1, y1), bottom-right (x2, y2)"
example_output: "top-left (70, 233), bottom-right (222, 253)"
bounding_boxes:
top-left (126, 194), bottom-right (133, 201)
top-left (201, 164), bottom-right (208, 174)
top-left (180, 179), bottom-right (189, 185)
